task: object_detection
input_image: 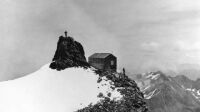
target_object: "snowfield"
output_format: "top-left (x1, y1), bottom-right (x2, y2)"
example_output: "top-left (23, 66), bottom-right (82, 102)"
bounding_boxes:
top-left (0, 64), bottom-right (122, 112)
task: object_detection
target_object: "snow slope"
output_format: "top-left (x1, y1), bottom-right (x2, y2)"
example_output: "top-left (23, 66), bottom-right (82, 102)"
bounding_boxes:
top-left (0, 64), bottom-right (122, 112)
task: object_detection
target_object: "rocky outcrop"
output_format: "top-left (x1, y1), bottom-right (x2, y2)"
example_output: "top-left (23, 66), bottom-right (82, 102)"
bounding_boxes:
top-left (50, 35), bottom-right (89, 70)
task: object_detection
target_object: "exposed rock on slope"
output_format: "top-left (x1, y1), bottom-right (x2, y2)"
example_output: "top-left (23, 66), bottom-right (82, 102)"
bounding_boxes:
top-left (50, 35), bottom-right (89, 70)
top-left (77, 71), bottom-right (148, 112)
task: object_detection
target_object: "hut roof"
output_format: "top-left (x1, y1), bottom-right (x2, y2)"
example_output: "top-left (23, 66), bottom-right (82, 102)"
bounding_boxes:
top-left (89, 53), bottom-right (114, 59)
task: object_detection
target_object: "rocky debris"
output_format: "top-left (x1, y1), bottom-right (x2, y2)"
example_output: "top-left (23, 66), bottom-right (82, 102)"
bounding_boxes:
top-left (50, 34), bottom-right (90, 70)
top-left (77, 70), bottom-right (148, 112)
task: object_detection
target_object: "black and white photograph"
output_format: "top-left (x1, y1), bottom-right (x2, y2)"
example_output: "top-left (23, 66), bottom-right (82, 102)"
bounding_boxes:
top-left (1, 0), bottom-right (200, 112)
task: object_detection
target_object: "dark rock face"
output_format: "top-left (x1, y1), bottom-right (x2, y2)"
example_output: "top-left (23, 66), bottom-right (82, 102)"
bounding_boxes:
top-left (50, 36), bottom-right (90, 70)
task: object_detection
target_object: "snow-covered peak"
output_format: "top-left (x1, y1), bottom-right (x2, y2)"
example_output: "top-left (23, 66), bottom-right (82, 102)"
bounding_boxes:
top-left (0, 64), bottom-right (122, 112)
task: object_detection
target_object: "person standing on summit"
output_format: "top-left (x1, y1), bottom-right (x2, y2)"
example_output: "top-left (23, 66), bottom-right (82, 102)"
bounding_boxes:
top-left (64, 31), bottom-right (74, 41)
top-left (64, 31), bottom-right (68, 37)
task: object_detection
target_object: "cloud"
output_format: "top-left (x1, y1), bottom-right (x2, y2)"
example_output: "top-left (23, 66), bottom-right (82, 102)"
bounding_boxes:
top-left (175, 40), bottom-right (200, 51)
top-left (141, 42), bottom-right (160, 51)
top-left (173, 40), bottom-right (200, 65)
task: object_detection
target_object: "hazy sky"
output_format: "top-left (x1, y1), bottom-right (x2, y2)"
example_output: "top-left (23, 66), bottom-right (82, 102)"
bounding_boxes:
top-left (1, 0), bottom-right (200, 81)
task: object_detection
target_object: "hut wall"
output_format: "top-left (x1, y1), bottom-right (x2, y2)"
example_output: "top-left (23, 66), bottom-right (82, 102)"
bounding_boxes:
top-left (88, 58), bottom-right (104, 70)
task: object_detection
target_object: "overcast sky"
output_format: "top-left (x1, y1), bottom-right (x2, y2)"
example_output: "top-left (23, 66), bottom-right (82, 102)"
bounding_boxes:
top-left (1, 0), bottom-right (200, 81)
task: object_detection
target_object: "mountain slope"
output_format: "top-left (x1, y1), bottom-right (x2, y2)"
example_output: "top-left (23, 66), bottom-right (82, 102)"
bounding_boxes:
top-left (0, 64), bottom-right (122, 112)
top-left (135, 71), bottom-right (200, 112)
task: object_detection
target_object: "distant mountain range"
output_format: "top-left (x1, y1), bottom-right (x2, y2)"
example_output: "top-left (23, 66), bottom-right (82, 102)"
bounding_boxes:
top-left (134, 71), bottom-right (200, 112)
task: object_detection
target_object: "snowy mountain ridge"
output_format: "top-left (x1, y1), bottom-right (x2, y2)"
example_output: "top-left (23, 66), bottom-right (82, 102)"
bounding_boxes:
top-left (0, 64), bottom-right (123, 112)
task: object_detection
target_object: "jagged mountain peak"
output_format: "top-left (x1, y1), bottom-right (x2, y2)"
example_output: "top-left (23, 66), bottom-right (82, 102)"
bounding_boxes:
top-left (174, 75), bottom-right (192, 81)
top-left (49, 35), bottom-right (90, 70)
